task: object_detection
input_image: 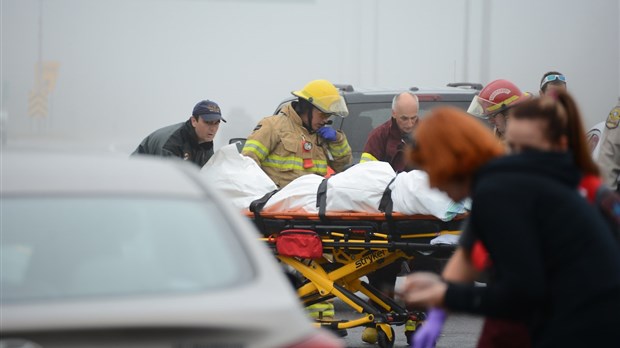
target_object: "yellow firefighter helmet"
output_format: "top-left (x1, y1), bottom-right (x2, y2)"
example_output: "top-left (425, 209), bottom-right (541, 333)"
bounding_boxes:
top-left (292, 80), bottom-right (349, 117)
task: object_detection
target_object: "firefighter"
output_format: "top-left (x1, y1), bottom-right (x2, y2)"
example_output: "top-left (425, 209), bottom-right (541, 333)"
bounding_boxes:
top-left (242, 80), bottom-right (352, 327)
top-left (467, 79), bottom-right (529, 141)
top-left (242, 79), bottom-right (352, 188)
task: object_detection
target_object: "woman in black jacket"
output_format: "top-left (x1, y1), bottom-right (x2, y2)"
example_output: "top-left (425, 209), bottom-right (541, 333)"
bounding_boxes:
top-left (400, 103), bottom-right (620, 348)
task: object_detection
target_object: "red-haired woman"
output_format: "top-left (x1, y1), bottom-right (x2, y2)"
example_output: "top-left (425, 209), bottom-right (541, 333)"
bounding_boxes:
top-left (399, 104), bottom-right (620, 348)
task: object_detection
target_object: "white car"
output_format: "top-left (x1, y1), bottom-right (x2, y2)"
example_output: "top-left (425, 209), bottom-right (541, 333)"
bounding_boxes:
top-left (0, 151), bottom-right (343, 348)
top-left (586, 121), bottom-right (605, 159)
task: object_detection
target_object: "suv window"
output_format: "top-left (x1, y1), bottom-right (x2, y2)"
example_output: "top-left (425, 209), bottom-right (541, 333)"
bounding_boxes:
top-left (269, 85), bottom-right (479, 163)
top-left (331, 100), bottom-right (472, 160)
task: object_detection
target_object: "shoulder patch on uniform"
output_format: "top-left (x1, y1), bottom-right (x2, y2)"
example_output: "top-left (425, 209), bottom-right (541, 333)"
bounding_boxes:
top-left (605, 107), bottom-right (620, 129)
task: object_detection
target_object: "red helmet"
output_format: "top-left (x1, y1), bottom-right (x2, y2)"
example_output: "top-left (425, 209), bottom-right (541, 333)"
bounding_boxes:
top-left (468, 79), bottom-right (527, 118)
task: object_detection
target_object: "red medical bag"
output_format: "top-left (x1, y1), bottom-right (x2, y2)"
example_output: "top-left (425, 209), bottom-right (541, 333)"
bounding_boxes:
top-left (275, 229), bottom-right (323, 259)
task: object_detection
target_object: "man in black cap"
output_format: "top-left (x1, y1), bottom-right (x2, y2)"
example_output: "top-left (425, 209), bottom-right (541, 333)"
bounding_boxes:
top-left (132, 100), bottom-right (225, 167)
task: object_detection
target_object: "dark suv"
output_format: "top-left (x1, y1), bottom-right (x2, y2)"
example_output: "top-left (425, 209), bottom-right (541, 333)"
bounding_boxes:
top-left (274, 83), bottom-right (481, 162)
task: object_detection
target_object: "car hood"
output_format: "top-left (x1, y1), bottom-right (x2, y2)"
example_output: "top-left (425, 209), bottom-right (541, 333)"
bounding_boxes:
top-left (1, 275), bottom-right (313, 346)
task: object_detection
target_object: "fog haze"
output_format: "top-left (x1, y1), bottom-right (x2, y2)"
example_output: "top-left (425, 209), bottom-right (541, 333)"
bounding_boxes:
top-left (2, 0), bottom-right (619, 153)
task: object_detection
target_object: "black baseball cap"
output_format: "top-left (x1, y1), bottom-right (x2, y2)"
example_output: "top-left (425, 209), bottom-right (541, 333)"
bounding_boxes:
top-left (192, 100), bottom-right (226, 122)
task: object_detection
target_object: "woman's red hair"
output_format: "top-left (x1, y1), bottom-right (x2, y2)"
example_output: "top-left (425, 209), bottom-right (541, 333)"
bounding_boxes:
top-left (410, 107), bottom-right (505, 187)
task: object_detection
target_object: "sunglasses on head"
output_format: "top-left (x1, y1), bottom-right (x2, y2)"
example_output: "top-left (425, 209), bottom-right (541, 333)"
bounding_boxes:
top-left (541, 74), bottom-right (566, 88)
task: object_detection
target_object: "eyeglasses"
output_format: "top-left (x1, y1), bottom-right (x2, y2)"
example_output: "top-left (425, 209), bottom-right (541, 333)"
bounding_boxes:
top-left (541, 74), bottom-right (566, 88)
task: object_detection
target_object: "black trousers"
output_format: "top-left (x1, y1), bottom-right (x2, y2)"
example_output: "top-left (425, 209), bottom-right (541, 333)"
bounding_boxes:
top-left (367, 256), bottom-right (443, 301)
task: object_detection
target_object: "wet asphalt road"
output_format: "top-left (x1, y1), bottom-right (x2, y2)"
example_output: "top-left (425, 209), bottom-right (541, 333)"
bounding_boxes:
top-left (335, 299), bottom-right (484, 348)
top-left (330, 276), bottom-right (484, 348)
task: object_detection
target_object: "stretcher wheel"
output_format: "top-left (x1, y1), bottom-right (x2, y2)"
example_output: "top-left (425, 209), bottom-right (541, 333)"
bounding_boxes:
top-left (377, 326), bottom-right (395, 348)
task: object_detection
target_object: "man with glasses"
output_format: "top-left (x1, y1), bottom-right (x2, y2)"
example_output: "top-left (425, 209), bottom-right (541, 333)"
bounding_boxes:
top-left (539, 71), bottom-right (567, 96)
top-left (360, 91), bottom-right (419, 172)
top-left (132, 100), bottom-right (225, 168)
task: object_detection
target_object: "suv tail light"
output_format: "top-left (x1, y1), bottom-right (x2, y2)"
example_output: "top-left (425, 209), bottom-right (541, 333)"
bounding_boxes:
top-left (283, 329), bottom-right (345, 348)
top-left (417, 94), bottom-right (441, 102)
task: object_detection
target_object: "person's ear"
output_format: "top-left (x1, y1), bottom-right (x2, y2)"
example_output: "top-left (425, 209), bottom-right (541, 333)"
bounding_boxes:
top-left (190, 116), bottom-right (198, 128)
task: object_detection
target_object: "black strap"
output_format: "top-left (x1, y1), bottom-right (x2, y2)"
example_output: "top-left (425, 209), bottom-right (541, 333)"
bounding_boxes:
top-left (380, 176), bottom-right (398, 235)
top-left (317, 178), bottom-right (329, 222)
top-left (249, 189), bottom-right (279, 231)
top-left (250, 189), bottom-right (279, 213)
top-left (379, 176), bottom-right (397, 213)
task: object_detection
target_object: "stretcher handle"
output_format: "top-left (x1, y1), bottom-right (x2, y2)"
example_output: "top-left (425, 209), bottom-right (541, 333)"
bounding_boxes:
top-left (321, 240), bottom-right (457, 252)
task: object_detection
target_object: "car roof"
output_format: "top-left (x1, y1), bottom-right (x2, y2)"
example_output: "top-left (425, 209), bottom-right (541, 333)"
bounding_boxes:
top-left (347, 86), bottom-right (479, 95)
top-left (1, 150), bottom-right (207, 197)
top-left (275, 84), bottom-right (479, 111)
top-left (342, 86), bottom-right (479, 103)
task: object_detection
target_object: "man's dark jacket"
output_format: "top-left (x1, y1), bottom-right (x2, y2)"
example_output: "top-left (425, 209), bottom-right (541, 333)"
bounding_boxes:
top-left (132, 120), bottom-right (214, 167)
top-left (444, 151), bottom-right (620, 348)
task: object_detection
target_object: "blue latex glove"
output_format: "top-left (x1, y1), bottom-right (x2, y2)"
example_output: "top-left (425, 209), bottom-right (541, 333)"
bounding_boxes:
top-left (412, 308), bottom-right (446, 348)
top-left (317, 126), bottom-right (337, 142)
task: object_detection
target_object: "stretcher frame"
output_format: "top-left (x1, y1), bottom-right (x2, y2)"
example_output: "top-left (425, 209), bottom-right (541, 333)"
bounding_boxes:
top-left (249, 210), bottom-right (465, 348)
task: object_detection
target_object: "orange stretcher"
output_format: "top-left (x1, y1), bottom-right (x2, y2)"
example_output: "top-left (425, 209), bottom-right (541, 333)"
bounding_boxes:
top-left (247, 209), bottom-right (466, 348)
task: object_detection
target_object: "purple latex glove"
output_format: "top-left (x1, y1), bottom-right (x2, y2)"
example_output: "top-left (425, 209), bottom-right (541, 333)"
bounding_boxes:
top-left (317, 126), bottom-right (337, 142)
top-left (412, 308), bottom-right (446, 348)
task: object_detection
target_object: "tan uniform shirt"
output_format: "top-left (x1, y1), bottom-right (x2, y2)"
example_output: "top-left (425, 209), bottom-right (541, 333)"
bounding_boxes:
top-left (597, 99), bottom-right (620, 190)
top-left (242, 102), bottom-right (352, 188)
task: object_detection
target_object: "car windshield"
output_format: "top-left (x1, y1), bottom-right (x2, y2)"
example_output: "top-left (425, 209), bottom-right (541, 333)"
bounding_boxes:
top-left (340, 101), bottom-right (472, 160)
top-left (1, 196), bottom-right (254, 303)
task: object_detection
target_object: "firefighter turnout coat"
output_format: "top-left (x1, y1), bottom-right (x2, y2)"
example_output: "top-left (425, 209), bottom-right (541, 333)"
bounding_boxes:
top-left (242, 102), bottom-right (352, 188)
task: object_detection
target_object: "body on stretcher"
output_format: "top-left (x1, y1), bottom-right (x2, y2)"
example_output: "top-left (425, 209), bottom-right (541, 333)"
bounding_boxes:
top-left (247, 210), bottom-right (466, 348)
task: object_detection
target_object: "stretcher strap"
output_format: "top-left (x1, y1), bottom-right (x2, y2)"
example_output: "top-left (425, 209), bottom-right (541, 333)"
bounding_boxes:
top-left (250, 189), bottom-right (279, 230)
top-left (316, 178), bottom-right (329, 222)
top-left (379, 177), bottom-right (398, 235)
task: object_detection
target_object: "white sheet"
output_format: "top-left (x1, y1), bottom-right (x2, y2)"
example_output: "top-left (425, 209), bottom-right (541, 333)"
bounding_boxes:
top-left (391, 170), bottom-right (468, 221)
top-left (262, 174), bottom-right (323, 213)
top-left (201, 144), bottom-right (277, 210)
top-left (326, 161), bottom-right (396, 213)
